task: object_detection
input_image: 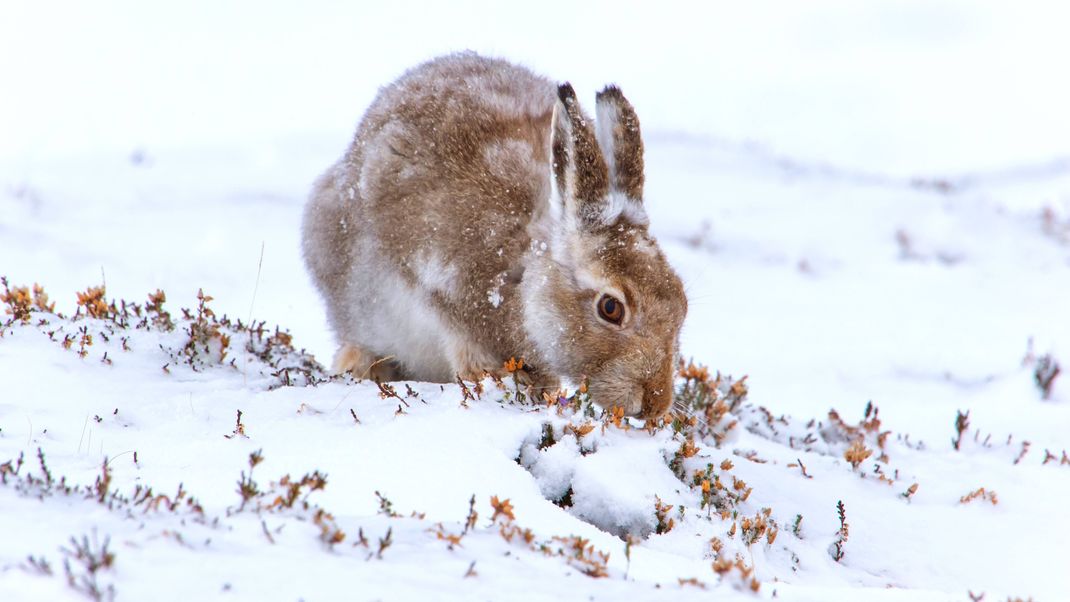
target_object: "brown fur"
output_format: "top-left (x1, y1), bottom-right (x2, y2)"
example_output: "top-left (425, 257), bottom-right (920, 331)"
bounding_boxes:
top-left (596, 85), bottom-right (645, 201)
top-left (302, 53), bottom-right (687, 419)
top-left (556, 84), bottom-right (610, 214)
top-left (333, 344), bottom-right (402, 382)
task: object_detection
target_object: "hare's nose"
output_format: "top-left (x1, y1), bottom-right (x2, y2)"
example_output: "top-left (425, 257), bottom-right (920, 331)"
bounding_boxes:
top-left (640, 369), bottom-right (674, 420)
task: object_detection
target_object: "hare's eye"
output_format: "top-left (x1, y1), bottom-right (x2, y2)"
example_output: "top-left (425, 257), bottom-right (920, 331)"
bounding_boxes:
top-left (597, 294), bottom-right (625, 325)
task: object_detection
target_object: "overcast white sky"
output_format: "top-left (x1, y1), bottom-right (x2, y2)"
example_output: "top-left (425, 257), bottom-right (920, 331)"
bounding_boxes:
top-left (2, 0), bottom-right (1069, 177)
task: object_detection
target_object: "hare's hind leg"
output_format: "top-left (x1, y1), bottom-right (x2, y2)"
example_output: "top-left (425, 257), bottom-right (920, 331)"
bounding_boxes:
top-left (333, 344), bottom-right (404, 382)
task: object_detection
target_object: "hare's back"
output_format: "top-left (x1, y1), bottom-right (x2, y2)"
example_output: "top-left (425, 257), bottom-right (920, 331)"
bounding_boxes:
top-left (352, 53), bottom-right (556, 218)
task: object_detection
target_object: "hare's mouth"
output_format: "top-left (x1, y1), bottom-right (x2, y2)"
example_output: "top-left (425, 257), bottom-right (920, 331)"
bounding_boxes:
top-left (586, 378), bottom-right (644, 418)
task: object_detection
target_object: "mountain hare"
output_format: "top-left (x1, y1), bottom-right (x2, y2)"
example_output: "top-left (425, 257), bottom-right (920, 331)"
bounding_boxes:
top-left (302, 52), bottom-right (686, 419)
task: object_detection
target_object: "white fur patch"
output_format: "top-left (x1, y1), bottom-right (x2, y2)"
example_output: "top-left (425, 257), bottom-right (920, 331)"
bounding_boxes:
top-left (444, 333), bottom-right (499, 378)
top-left (413, 251), bottom-right (460, 298)
top-left (594, 98), bottom-right (620, 184)
top-left (486, 271), bottom-right (508, 308)
top-left (520, 263), bottom-right (567, 373)
top-left (344, 236), bottom-right (454, 381)
top-left (595, 93), bottom-right (648, 227)
top-left (548, 228), bottom-right (578, 272)
top-left (599, 191), bottom-right (649, 226)
top-left (573, 265), bottom-right (616, 297)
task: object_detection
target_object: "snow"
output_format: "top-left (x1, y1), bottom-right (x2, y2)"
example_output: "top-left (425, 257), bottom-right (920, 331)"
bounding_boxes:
top-left (2, 2), bottom-right (1070, 601)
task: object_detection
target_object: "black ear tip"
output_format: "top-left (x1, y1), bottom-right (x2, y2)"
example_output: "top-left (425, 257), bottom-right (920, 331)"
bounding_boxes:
top-left (596, 84), bottom-right (624, 101)
top-left (557, 82), bottom-right (576, 104)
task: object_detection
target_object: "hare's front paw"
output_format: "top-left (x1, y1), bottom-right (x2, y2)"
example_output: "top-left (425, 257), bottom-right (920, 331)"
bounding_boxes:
top-left (333, 344), bottom-right (402, 382)
top-left (511, 366), bottom-right (560, 397)
top-left (447, 337), bottom-right (501, 383)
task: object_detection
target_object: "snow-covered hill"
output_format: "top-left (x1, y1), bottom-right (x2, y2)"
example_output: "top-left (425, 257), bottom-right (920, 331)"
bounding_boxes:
top-left (1, 278), bottom-right (1065, 601)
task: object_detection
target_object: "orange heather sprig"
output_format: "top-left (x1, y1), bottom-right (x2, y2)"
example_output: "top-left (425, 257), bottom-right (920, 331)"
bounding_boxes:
top-left (490, 495), bottom-right (515, 522)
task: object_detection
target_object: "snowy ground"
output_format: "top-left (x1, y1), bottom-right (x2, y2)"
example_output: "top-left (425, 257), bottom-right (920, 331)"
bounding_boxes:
top-left (2, 2), bottom-right (1070, 601)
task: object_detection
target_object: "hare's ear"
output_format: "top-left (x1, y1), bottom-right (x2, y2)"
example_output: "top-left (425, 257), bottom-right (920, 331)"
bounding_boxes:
top-left (551, 83), bottom-right (610, 229)
top-left (595, 85), bottom-right (648, 224)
